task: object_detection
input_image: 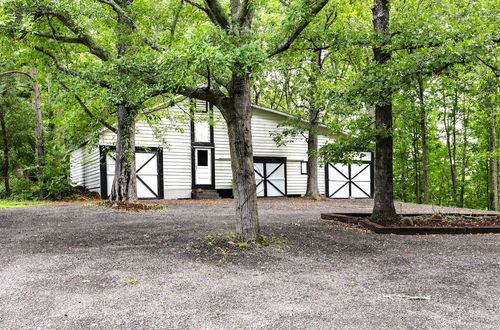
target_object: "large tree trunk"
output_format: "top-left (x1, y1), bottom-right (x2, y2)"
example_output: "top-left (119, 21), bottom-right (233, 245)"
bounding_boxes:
top-left (443, 88), bottom-right (458, 206)
top-left (459, 105), bottom-right (469, 208)
top-left (399, 151), bottom-right (407, 202)
top-left (412, 125), bottom-right (421, 203)
top-left (31, 68), bottom-right (44, 182)
top-left (305, 109), bottom-right (321, 199)
top-left (109, 1), bottom-right (138, 202)
top-left (371, 0), bottom-right (397, 220)
top-left (305, 50), bottom-right (322, 199)
top-left (46, 78), bottom-right (55, 136)
top-left (110, 104), bottom-right (137, 202)
top-left (222, 74), bottom-right (260, 242)
top-left (417, 78), bottom-right (429, 204)
top-left (489, 111), bottom-right (498, 211)
top-left (0, 110), bottom-right (10, 196)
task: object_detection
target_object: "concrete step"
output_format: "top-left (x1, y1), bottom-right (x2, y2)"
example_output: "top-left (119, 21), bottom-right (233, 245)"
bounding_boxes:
top-left (192, 189), bottom-right (220, 200)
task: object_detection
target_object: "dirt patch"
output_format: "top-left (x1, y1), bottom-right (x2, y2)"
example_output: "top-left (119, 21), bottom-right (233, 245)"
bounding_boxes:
top-left (92, 200), bottom-right (167, 212)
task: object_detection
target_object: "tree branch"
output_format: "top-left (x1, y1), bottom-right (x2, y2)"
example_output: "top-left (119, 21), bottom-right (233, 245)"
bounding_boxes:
top-left (33, 31), bottom-right (82, 44)
top-left (197, 67), bottom-right (230, 91)
top-left (390, 40), bottom-right (446, 52)
top-left (185, 0), bottom-right (208, 13)
top-left (34, 46), bottom-right (111, 88)
top-left (203, 0), bottom-right (230, 29)
top-left (0, 85), bottom-right (33, 94)
top-left (476, 56), bottom-right (500, 76)
top-left (58, 80), bottom-right (117, 133)
top-left (34, 46), bottom-right (81, 77)
top-left (236, 0), bottom-right (252, 28)
top-left (176, 85), bottom-right (227, 109)
top-left (140, 96), bottom-right (187, 115)
top-left (95, 0), bottom-right (166, 51)
top-left (0, 70), bottom-right (33, 80)
top-left (40, 10), bottom-right (112, 61)
top-left (269, 0), bottom-right (330, 57)
top-left (169, 0), bottom-right (185, 45)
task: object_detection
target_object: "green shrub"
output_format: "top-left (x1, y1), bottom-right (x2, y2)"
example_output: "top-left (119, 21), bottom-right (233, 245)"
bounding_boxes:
top-left (40, 173), bottom-right (76, 200)
top-left (40, 162), bottom-right (76, 200)
top-left (9, 177), bottom-right (40, 200)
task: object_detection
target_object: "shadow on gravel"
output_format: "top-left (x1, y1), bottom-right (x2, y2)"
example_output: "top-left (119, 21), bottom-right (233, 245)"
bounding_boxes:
top-left (21, 216), bottom-right (379, 268)
top-left (181, 222), bottom-right (379, 267)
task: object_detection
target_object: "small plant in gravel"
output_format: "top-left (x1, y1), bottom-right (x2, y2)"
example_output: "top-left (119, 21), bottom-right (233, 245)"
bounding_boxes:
top-left (256, 235), bottom-right (287, 249)
top-left (187, 231), bottom-right (287, 255)
top-left (125, 278), bottom-right (139, 285)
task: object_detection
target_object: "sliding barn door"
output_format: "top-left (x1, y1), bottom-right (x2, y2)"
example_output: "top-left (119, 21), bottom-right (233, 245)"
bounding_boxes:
top-left (102, 147), bottom-right (163, 199)
top-left (326, 152), bottom-right (373, 199)
top-left (254, 157), bottom-right (287, 197)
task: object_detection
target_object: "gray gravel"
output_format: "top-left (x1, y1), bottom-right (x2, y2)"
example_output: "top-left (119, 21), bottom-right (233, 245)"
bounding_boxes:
top-left (0, 199), bottom-right (499, 330)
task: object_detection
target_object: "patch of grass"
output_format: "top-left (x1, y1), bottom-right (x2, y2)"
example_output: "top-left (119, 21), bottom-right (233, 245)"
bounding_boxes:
top-left (198, 269), bottom-right (212, 275)
top-left (191, 230), bottom-right (287, 251)
top-left (204, 230), bottom-right (239, 246)
top-left (186, 230), bottom-right (288, 265)
top-left (124, 278), bottom-right (139, 285)
top-left (256, 235), bottom-right (287, 249)
top-left (0, 200), bottom-right (51, 209)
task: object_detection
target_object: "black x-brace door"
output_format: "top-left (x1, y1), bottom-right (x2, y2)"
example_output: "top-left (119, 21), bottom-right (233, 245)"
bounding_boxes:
top-left (254, 157), bottom-right (287, 197)
top-left (100, 146), bottom-right (164, 200)
top-left (326, 153), bottom-right (373, 199)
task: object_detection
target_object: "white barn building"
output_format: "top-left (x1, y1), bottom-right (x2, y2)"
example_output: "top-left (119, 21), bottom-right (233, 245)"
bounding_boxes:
top-left (70, 101), bottom-right (373, 200)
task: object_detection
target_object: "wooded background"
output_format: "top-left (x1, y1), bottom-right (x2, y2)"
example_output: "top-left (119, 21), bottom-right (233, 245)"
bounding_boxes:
top-left (0, 1), bottom-right (497, 233)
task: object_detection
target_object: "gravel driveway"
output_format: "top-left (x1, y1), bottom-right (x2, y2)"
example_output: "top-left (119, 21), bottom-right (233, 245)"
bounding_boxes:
top-left (0, 199), bottom-right (499, 329)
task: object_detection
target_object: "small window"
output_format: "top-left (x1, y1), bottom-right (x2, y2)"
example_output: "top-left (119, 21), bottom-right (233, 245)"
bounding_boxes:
top-left (197, 149), bottom-right (208, 166)
top-left (196, 101), bottom-right (209, 113)
top-left (301, 161), bottom-right (308, 175)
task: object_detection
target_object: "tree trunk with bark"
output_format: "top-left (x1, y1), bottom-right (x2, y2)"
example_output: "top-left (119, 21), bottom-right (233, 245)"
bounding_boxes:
top-left (31, 68), bottom-right (44, 182)
top-left (489, 111), bottom-right (498, 211)
top-left (459, 105), bottom-right (469, 207)
top-left (417, 78), bottom-right (429, 204)
top-left (443, 88), bottom-right (458, 206)
top-left (305, 50), bottom-right (322, 199)
top-left (109, 0), bottom-right (139, 202)
top-left (221, 74), bottom-right (260, 241)
top-left (176, 0), bottom-right (329, 241)
top-left (0, 109), bottom-right (10, 196)
top-left (412, 126), bottom-right (421, 204)
top-left (398, 151), bottom-right (407, 202)
top-left (46, 78), bottom-right (56, 140)
top-left (110, 104), bottom-right (138, 202)
top-left (371, 0), bottom-right (397, 220)
top-left (305, 116), bottom-right (321, 199)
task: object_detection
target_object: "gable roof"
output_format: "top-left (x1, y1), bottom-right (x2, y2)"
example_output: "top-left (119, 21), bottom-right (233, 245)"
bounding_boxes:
top-left (251, 104), bottom-right (328, 129)
top-left (72, 100), bottom-right (329, 151)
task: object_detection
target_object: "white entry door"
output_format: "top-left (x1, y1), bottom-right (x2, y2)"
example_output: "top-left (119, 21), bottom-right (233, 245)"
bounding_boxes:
top-left (195, 148), bottom-right (212, 185)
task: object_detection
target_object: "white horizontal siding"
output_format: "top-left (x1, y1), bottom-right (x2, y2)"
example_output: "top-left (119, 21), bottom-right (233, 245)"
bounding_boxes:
top-left (100, 105), bottom-right (192, 199)
top-left (69, 145), bottom-right (100, 194)
top-left (81, 102), bottom-right (332, 199)
top-left (213, 107), bottom-right (332, 196)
